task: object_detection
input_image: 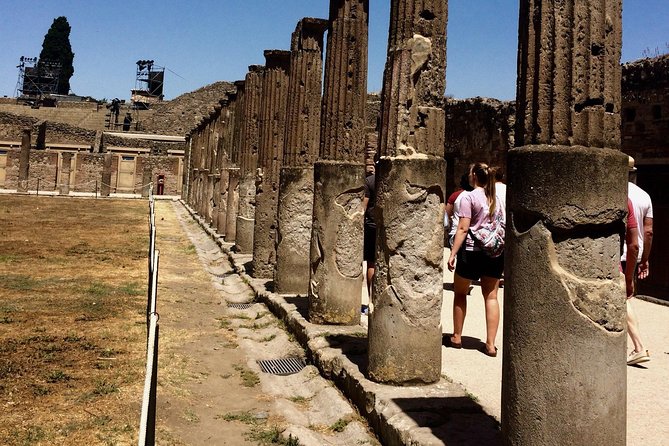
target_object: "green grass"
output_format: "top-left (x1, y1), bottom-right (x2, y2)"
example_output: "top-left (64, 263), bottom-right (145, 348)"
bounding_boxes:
top-left (46, 370), bottom-right (72, 383)
top-left (183, 408), bottom-right (200, 423)
top-left (117, 282), bottom-right (144, 296)
top-left (233, 364), bottom-right (260, 387)
top-left (91, 379), bottom-right (119, 396)
top-left (247, 426), bottom-right (301, 445)
top-left (330, 418), bottom-right (350, 433)
top-left (217, 411), bottom-right (258, 425)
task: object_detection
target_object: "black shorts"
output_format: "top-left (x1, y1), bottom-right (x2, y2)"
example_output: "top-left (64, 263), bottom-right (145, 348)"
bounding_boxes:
top-left (364, 225), bottom-right (376, 262)
top-left (455, 248), bottom-right (504, 280)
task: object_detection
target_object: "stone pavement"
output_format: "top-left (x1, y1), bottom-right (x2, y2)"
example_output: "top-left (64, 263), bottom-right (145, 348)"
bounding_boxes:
top-left (440, 248), bottom-right (669, 446)
top-left (181, 199), bottom-right (668, 445)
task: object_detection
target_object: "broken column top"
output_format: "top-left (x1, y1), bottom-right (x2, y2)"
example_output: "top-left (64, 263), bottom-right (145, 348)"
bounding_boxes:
top-left (264, 50), bottom-right (291, 68)
top-left (378, 0), bottom-right (447, 158)
top-left (292, 17), bottom-right (328, 51)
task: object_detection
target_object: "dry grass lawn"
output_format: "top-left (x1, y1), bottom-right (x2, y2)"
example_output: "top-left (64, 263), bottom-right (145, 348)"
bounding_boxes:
top-left (0, 195), bottom-right (149, 445)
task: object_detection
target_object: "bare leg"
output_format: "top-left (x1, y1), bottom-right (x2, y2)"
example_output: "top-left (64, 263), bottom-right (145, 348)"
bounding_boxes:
top-left (480, 276), bottom-right (500, 353)
top-left (452, 272), bottom-right (471, 345)
top-left (627, 298), bottom-right (644, 353)
top-left (366, 261), bottom-right (375, 299)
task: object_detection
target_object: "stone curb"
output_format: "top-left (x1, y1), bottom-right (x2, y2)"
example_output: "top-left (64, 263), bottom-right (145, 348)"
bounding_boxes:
top-left (636, 294), bottom-right (669, 307)
top-left (178, 200), bottom-right (502, 446)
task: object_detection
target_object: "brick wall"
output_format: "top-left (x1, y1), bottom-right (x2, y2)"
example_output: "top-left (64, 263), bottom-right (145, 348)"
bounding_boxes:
top-left (135, 155), bottom-right (181, 195)
top-left (74, 153), bottom-right (105, 193)
top-left (27, 151), bottom-right (59, 191)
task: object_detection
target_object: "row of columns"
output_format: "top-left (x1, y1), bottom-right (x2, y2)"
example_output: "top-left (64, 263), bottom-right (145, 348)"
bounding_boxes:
top-left (183, 1), bottom-right (627, 444)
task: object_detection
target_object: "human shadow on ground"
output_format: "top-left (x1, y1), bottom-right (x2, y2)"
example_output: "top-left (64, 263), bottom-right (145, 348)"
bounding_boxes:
top-left (392, 396), bottom-right (501, 445)
top-left (243, 260), bottom-right (253, 275)
top-left (442, 333), bottom-right (486, 352)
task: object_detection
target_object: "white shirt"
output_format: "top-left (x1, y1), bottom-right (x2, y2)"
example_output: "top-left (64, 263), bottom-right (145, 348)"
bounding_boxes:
top-left (622, 181), bottom-right (653, 263)
top-left (495, 182), bottom-right (507, 219)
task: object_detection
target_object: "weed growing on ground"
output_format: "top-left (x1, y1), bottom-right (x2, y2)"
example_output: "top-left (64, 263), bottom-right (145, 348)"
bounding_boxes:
top-left (46, 370), bottom-right (71, 383)
top-left (217, 411), bottom-right (258, 425)
top-left (92, 379), bottom-right (119, 396)
top-left (183, 409), bottom-right (200, 423)
top-left (233, 364), bottom-right (260, 387)
top-left (247, 426), bottom-right (301, 445)
top-left (259, 334), bottom-right (276, 343)
top-left (330, 417), bottom-right (351, 433)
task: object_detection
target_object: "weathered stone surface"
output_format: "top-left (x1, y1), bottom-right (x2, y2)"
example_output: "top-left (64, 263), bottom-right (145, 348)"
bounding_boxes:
top-left (516, 0), bottom-right (622, 149)
top-left (503, 148), bottom-right (627, 446)
top-left (307, 0), bottom-right (369, 324)
top-left (59, 152), bottom-right (73, 195)
top-left (309, 161), bottom-right (365, 325)
top-left (275, 18), bottom-right (327, 294)
top-left (368, 157), bottom-right (445, 385)
top-left (276, 167), bottom-right (314, 294)
top-left (369, 0), bottom-right (447, 385)
top-left (252, 51), bottom-right (290, 279)
top-left (100, 153), bottom-right (113, 197)
top-left (378, 0), bottom-right (447, 159)
top-left (225, 168), bottom-right (239, 242)
top-left (504, 1), bottom-right (625, 443)
top-left (235, 66), bottom-right (264, 253)
top-left (17, 128), bottom-right (30, 192)
top-left (236, 173), bottom-right (256, 254)
top-left (319, 0), bottom-right (369, 162)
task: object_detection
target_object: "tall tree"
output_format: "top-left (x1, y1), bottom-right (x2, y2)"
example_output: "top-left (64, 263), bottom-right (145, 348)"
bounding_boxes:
top-left (39, 16), bottom-right (74, 95)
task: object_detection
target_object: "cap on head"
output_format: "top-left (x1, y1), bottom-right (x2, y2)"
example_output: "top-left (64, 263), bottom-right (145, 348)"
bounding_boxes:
top-left (628, 156), bottom-right (637, 172)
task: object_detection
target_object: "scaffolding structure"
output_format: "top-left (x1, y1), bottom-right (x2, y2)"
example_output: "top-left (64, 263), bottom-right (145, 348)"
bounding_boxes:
top-left (15, 56), bottom-right (62, 99)
top-left (131, 60), bottom-right (165, 109)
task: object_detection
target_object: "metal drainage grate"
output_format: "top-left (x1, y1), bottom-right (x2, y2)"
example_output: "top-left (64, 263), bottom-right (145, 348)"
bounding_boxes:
top-left (257, 358), bottom-right (306, 376)
top-left (227, 302), bottom-right (253, 310)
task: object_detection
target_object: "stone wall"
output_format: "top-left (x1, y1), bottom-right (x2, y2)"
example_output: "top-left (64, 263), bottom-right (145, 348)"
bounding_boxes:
top-left (74, 153), bottom-right (105, 193)
top-left (1, 149), bottom-right (20, 189)
top-left (621, 55), bottom-right (669, 160)
top-left (103, 134), bottom-right (185, 155)
top-left (135, 155), bottom-right (181, 195)
top-left (26, 151), bottom-right (59, 191)
top-left (444, 97), bottom-right (515, 192)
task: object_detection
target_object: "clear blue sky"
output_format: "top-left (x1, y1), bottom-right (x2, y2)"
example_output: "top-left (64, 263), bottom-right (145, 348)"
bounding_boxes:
top-left (1, 1), bottom-right (667, 102)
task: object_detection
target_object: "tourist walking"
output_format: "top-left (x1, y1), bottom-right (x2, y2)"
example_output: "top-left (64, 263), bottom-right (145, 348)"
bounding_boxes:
top-left (444, 168), bottom-right (474, 247)
top-left (624, 157), bottom-right (654, 365)
top-left (447, 162), bottom-right (504, 357)
top-left (362, 165), bottom-right (377, 301)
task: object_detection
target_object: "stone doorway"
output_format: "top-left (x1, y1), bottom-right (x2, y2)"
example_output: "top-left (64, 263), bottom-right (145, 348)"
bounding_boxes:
top-left (0, 151), bottom-right (6, 187)
top-left (637, 163), bottom-right (669, 300)
top-left (117, 156), bottom-right (136, 193)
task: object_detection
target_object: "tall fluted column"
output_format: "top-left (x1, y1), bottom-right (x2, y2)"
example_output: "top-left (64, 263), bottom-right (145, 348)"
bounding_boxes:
top-left (215, 99), bottom-right (231, 236)
top-left (252, 51), bottom-right (291, 279)
top-left (275, 18), bottom-right (328, 295)
top-left (368, 0), bottom-right (447, 385)
top-left (225, 81), bottom-right (246, 243)
top-left (502, 2), bottom-right (626, 445)
top-left (236, 66), bottom-right (264, 254)
top-left (308, 0), bottom-right (369, 325)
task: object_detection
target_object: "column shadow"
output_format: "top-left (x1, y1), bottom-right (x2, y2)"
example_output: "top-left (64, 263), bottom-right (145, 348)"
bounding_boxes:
top-left (392, 396), bottom-right (501, 445)
top-left (283, 295), bottom-right (309, 320)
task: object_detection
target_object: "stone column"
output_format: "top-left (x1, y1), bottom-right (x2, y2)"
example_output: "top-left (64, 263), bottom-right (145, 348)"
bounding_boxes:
top-left (275, 18), bottom-right (328, 295)
top-left (367, 0), bottom-right (448, 385)
top-left (210, 106), bottom-right (223, 232)
top-left (60, 152), bottom-right (73, 195)
top-left (217, 97), bottom-right (235, 236)
top-left (308, 0), bottom-right (369, 325)
top-left (17, 128), bottom-right (31, 193)
top-left (101, 153), bottom-right (113, 197)
top-left (252, 51), bottom-right (290, 279)
top-left (502, 2), bottom-right (626, 445)
top-left (182, 135), bottom-right (191, 200)
top-left (141, 159), bottom-right (153, 198)
top-left (236, 66), bottom-right (264, 253)
top-left (35, 121), bottom-right (47, 150)
top-left (225, 80), bottom-right (246, 243)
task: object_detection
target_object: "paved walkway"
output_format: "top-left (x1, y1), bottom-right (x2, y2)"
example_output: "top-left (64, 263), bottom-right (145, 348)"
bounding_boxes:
top-left (438, 248), bottom-right (669, 446)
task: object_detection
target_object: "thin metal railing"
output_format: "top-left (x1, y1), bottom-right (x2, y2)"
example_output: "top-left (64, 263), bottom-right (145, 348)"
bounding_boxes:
top-left (139, 183), bottom-right (159, 446)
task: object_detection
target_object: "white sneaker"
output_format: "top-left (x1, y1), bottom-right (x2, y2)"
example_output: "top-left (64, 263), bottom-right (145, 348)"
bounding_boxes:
top-left (627, 349), bottom-right (651, 366)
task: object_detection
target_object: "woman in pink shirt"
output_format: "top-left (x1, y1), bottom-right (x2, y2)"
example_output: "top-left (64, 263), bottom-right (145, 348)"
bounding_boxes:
top-left (447, 162), bottom-right (503, 357)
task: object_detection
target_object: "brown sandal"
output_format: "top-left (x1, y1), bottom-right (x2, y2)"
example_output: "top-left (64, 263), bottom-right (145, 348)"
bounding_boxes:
top-left (482, 346), bottom-right (498, 357)
top-left (449, 336), bottom-right (462, 349)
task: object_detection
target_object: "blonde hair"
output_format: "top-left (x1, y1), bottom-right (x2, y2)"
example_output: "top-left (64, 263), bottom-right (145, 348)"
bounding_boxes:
top-left (471, 162), bottom-right (497, 218)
